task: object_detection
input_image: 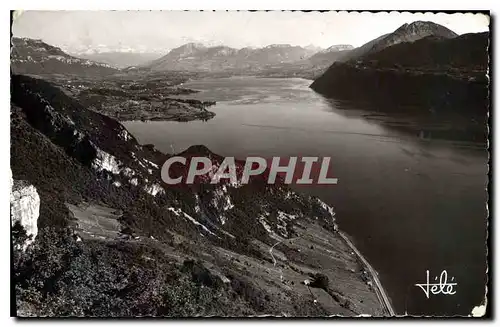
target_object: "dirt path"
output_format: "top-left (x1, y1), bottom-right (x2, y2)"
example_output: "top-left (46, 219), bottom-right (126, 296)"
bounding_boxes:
top-left (269, 239), bottom-right (283, 281)
top-left (269, 237), bottom-right (296, 282)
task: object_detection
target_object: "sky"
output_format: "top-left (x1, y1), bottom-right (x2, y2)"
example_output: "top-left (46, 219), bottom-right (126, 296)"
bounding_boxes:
top-left (12, 11), bottom-right (490, 54)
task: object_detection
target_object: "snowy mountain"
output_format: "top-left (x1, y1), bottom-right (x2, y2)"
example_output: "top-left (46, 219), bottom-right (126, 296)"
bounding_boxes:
top-left (146, 43), bottom-right (319, 71)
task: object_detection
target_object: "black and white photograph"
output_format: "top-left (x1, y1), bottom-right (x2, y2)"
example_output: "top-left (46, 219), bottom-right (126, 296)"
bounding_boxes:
top-left (9, 9), bottom-right (490, 318)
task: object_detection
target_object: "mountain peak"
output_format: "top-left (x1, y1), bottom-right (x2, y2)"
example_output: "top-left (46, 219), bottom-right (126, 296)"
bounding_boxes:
top-left (11, 37), bottom-right (117, 76)
top-left (304, 44), bottom-right (323, 52)
top-left (323, 44), bottom-right (354, 52)
top-left (178, 42), bottom-right (206, 50)
top-left (363, 20), bottom-right (458, 55)
top-left (393, 21), bottom-right (458, 39)
top-left (265, 44), bottom-right (293, 49)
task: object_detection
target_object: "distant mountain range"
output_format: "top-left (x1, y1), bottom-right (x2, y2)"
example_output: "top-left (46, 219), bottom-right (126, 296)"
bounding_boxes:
top-left (142, 43), bottom-right (362, 74)
top-left (75, 52), bottom-right (162, 69)
top-left (307, 45), bottom-right (354, 68)
top-left (145, 43), bottom-right (320, 71)
top-left (11, 38), bottom-right (118, 76)
top-left (12, 37), bottom-right (356, 75)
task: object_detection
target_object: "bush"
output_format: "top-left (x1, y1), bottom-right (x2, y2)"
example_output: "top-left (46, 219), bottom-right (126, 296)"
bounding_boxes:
top-left (13, 227), bottom-right (253, 317)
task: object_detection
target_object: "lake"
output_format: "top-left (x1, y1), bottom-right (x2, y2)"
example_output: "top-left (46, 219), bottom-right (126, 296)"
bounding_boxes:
top-left (124, 76), bottom-right (488, 316)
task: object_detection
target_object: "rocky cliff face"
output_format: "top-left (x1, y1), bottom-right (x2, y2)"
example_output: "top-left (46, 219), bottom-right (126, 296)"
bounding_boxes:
top-left (11, 179), bottom-right (40, 250)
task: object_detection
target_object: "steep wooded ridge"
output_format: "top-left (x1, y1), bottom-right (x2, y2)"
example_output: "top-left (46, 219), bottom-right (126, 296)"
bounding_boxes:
top-left (11, 37), bottom-right (118, 76)
top-left (310, 22), bottom-right (489, 115)
top-left (337, 21), bottom-right (458, 63)
top-left (11, 74), bottom-right (387, 317)
top-left (358, 32), bottom-right (488, 70)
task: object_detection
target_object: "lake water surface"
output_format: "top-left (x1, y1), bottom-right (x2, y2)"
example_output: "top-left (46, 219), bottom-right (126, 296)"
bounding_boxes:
top-left (124, 76), bottom-right (488, 316)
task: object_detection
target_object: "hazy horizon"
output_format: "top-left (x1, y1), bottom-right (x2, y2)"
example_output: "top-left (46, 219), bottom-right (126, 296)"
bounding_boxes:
top-left (12, 11), bottom-right (490, 54)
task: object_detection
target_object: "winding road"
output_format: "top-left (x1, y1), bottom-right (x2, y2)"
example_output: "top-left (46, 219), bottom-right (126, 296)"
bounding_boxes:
top-left (268, 230), bottom-right (395, 316)
top-left (338, 231), bottom-right (396, 316)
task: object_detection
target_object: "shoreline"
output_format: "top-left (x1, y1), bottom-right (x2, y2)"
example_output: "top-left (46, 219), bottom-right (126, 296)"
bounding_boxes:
top-left (338, 231), bottom-right (396, 316)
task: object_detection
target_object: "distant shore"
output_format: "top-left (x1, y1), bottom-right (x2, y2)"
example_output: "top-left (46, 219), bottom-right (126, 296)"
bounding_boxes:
top-left (45, 73), bottom-right (218, 123)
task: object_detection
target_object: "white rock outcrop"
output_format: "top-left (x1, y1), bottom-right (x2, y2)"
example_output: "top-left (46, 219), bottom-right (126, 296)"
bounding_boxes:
top-left (92, 148), bottom-right (121, 174)
top-left (11, 179), bottom-right (40, 250)
top-left (144, 183), bottom-right (165, 196)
